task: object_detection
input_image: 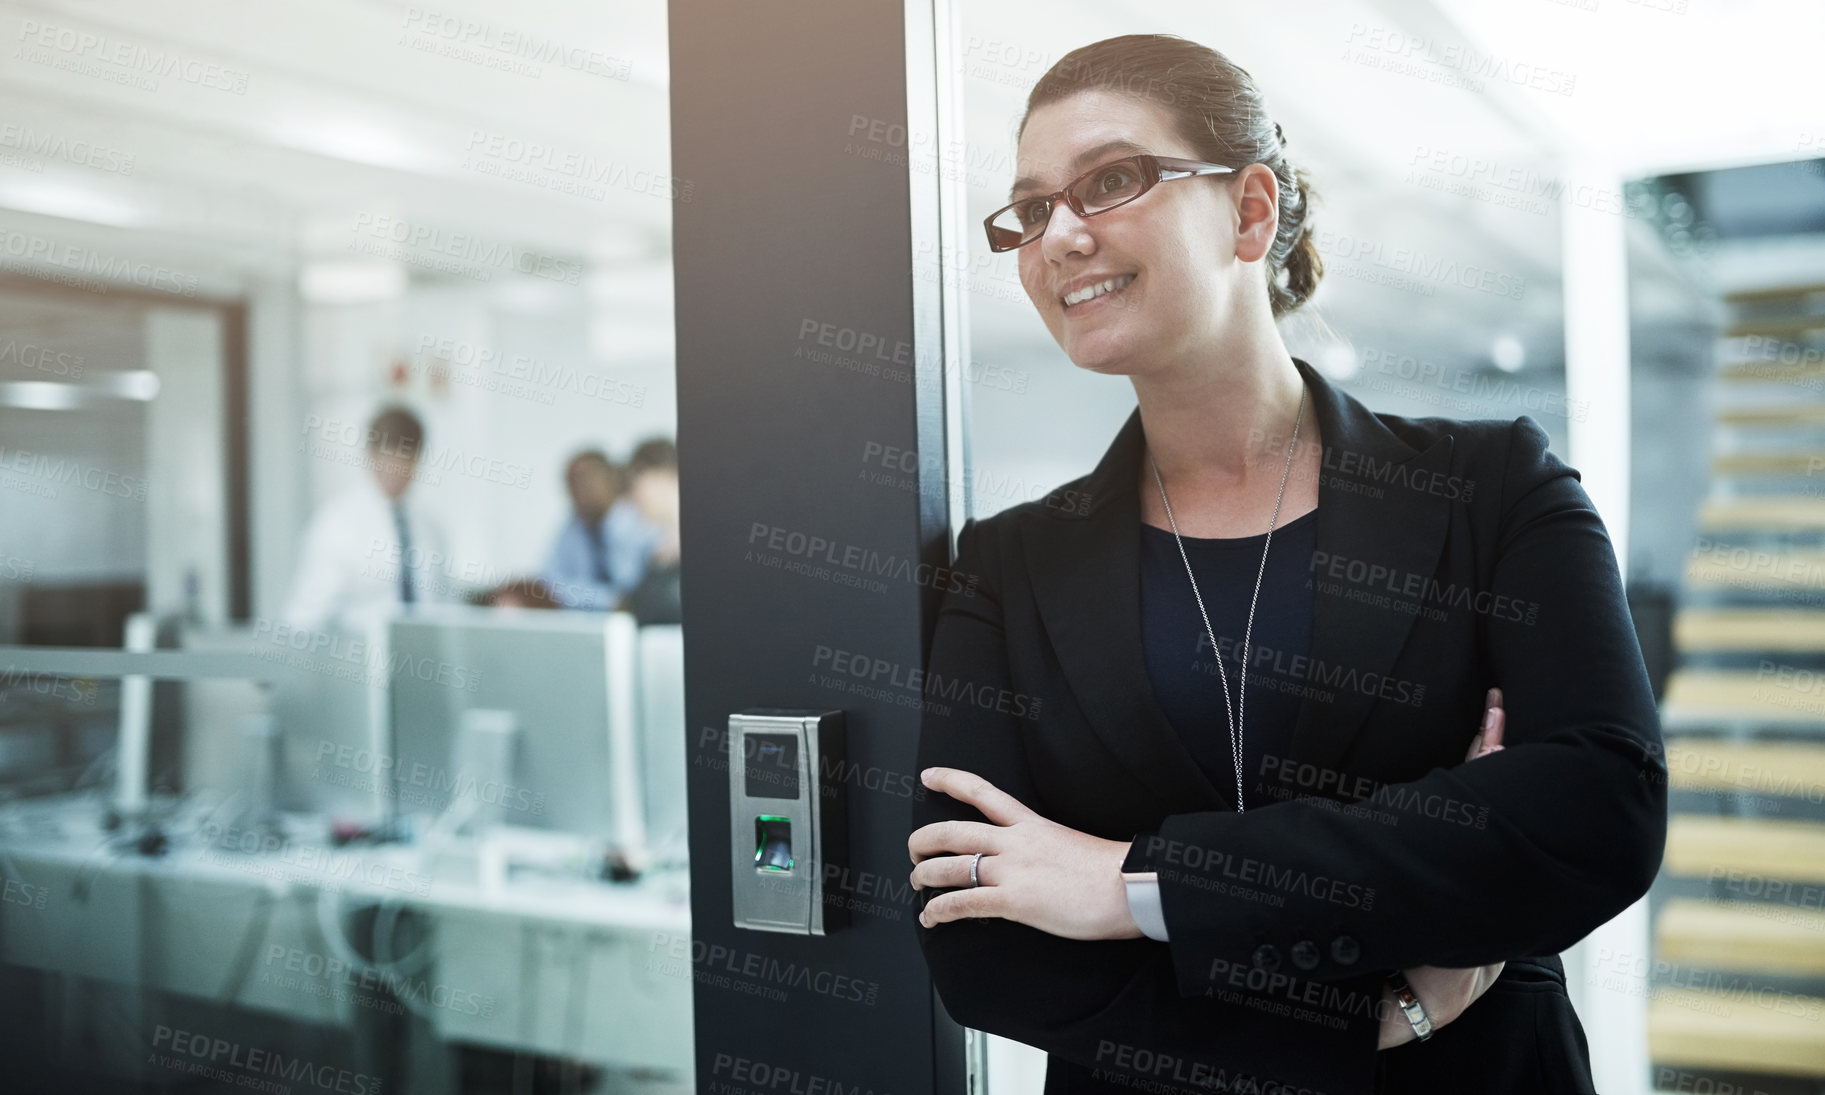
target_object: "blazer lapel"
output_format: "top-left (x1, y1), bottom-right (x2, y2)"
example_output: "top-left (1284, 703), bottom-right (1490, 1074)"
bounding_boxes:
top-left (1288, 359), bottom-right (1454, 775)
top-left (1024, 410), bottom-right (1224, 809)
top-left (1021, 358), bottom-right (1454, 808)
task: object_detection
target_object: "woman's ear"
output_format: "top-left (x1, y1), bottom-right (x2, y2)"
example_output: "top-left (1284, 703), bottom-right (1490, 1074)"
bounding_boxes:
top-left (1231, 163), bottom-right (1280, 264)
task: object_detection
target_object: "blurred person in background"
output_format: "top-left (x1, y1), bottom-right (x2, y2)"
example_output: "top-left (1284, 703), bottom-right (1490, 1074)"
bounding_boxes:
top-left (283, 405), bottom-right (448, 633)
top-left (543, 449), bottom-right (660, 610)
top-left (617, 436), bottom-right (681, 625)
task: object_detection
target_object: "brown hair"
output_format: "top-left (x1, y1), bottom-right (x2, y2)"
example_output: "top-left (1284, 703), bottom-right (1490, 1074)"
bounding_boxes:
top-left (366, 405), bottom-right (424, 458)
top-left (627, 436), bottom-right (678, 477)
top-left (1018, 34), bottom-right (1323, 319)
top-left (566, 449), bottom-right (629, 496)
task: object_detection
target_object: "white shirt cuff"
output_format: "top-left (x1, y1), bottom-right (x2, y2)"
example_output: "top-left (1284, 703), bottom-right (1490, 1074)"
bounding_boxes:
top-left (1124, 877), bottom-right (1169, 941)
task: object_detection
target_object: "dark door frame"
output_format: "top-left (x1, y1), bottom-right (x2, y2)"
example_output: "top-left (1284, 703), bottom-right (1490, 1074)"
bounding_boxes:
top-left (671, 0), bottom-right (970, 1091)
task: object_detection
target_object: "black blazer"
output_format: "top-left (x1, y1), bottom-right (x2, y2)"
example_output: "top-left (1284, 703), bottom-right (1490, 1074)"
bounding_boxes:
top-left (912, 357), bottom-right (1668, 1095)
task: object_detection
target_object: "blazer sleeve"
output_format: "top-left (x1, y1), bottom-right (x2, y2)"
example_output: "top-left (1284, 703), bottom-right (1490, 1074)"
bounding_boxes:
top-left (1120, 415), bottom-right (1671, 993)
top-left (914, 516), bottom-right (1384, 1095)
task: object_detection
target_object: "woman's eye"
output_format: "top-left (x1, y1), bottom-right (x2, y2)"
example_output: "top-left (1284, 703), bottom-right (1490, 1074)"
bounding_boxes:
top-left (1098, 170), bottom-right (1133, 193)
top-left (1018, 201), bottom-right (1048, 226)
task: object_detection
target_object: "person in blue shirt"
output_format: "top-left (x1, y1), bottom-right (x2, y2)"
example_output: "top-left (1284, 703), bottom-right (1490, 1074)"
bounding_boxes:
top-left (542, 449), bottom-right (661, 610)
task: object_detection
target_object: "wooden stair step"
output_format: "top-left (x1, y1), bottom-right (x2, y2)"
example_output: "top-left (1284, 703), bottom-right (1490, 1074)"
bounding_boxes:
top-left (1718, 404), bottom-right (1825, 425)
top-left (1724, 283), bottom-right (1825, 306)
top-left (1719, 361), bottom-right (1825, 385)
top-left (1685, 548), bottom-right (1825, 594)
top-left (1664, 816), bottom-right (1825, 884)
top-left (1656, 897), bottom-right (1825, 976)
top-left (1664, 740), bottom-right (1825, 799)
top-left (1649, 987), bottom-right (1825, 1075)
top-left (1663, 669), bottom-right (1825, 724)
top-left (1727, 316), bottom-right (1825, 338)
top-left (1699, 498), bottom-right (1825, 531)
top-left (1712, 452), bottom-right (1825, 476)
top-left (1674, 608), bottom-right (1825, 650)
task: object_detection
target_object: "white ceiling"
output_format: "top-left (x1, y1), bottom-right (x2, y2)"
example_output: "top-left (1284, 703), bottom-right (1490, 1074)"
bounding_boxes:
top-left (1438, 0), bottom-right (1825, 178)
top-left (0, 0), bottom-right (1816, 388)
top-left (956, 0), bottom-right (1824, 382)
top-left (0, 0), bottom-right (675, 383)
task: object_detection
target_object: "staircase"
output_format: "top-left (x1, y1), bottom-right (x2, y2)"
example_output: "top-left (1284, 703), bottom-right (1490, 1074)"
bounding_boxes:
top-left (1649, 284), bottom-right (1825, 1093)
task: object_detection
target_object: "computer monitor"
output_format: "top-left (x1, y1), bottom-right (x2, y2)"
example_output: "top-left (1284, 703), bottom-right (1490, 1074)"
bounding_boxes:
top-left (387, 605), bottom-right (643, 850)
top-left (178, 619), bottom-right (388, 823)
top-left (634, 623), bottom-right (687, 864)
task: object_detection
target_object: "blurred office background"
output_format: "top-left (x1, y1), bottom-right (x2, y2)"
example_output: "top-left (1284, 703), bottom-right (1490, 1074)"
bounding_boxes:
top-left (0, 0), bottom-right (694, 1092)
top-left (0, 0), bottom-right (1821, 1093)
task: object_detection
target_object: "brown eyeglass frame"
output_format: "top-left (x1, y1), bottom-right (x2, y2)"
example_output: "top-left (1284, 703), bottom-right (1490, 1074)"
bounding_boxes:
top-left (984, 153), bottom-right (1238, 253)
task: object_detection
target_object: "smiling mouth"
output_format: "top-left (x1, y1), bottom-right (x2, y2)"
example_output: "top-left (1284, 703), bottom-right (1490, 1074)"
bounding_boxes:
top-left (1062, 273), bottom-right (1136, 311)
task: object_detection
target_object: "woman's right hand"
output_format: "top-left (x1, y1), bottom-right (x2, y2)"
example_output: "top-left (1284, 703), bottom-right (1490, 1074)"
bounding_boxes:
top-left (1378, 687), bottom-right (1508, 1050)
top-left (1463, 686), bottom-right (1505, 763)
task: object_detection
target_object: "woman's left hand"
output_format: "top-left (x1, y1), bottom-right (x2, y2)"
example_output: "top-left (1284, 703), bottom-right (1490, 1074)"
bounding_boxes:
top-left (908, 767), bottom-right (1145, 941)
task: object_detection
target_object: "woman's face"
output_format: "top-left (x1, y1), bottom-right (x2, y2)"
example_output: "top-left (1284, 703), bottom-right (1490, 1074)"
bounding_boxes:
top-left (1011, 89), bottom-right (1264, 376)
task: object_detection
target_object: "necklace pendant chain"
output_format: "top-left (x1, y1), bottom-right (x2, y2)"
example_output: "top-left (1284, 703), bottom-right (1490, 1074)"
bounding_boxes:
top-left (1149, 384), bottom-right (1307, 814)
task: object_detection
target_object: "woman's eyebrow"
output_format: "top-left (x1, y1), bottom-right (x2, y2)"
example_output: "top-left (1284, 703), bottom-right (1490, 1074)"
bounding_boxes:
top-left (1008, 139), bottom-right (1149, 201)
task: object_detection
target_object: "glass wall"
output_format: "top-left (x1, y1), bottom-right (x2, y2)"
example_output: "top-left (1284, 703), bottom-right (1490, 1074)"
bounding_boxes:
top-left (951, 10), bottom-right (1575, 539)
top-left (0, 2), bottom-right (694, 1091)
top-left (937, 4), bottom-right (1822, 1094)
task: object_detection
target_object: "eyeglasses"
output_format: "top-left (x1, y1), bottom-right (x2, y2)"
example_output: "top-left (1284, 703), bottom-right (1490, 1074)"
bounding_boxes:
top-left (984, 153), bottom-right (1237, 253)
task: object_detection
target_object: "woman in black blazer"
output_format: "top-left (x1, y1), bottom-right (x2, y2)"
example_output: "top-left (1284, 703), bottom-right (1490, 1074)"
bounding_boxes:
top-left (906, 32), bottom-right (1667, 1095)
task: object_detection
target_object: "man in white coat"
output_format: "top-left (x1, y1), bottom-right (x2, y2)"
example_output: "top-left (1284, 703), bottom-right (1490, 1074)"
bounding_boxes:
top-left (282, 405), bottom-right (448, 634)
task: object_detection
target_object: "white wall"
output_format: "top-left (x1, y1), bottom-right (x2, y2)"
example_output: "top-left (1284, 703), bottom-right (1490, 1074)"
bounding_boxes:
top-left (144, 307), bottom-right (227, 620)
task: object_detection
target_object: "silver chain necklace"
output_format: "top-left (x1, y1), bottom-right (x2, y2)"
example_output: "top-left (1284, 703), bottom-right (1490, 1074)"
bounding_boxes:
top-left (1148, 385), bottom-right (1307, 813)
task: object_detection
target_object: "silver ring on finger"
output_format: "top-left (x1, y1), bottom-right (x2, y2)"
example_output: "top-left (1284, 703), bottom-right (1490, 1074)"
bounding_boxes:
top-left (969, 851), bottom-right (984, 888)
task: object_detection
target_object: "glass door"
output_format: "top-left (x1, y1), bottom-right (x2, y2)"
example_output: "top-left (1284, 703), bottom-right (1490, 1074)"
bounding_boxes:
top-left (0, 2), bottom-right (695, 1091)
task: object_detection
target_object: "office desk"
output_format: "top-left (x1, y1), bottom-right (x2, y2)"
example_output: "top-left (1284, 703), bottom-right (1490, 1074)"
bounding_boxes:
top-left (0, 794), bottom-right (694, 1078)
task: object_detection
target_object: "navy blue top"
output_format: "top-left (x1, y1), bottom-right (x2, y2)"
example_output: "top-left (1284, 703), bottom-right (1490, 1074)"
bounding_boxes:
top-left (1139, 508), bottom-right (1317, 811)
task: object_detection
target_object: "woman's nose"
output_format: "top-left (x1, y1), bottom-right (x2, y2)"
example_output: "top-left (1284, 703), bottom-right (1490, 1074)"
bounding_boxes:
top-left (1037, 203), bottom-right (1096, 261)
